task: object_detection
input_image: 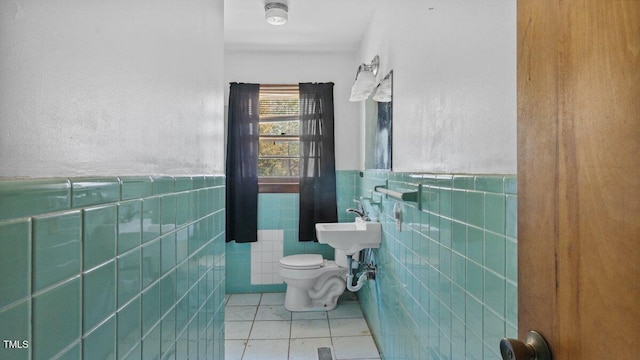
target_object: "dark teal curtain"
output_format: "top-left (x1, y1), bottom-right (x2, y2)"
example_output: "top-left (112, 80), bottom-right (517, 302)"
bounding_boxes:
top-left (226, 83), bottom-right (259, 243)
top-left (298, 82), bottom-right (338, 241)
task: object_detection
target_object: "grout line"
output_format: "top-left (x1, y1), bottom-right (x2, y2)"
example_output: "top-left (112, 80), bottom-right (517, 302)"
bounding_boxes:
top-left (287, 317), bottom-right (293, 360)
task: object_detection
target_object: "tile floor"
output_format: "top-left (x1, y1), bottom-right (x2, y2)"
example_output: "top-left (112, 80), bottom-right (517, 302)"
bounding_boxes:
top-left (224, 292), bottom-right (381, 360)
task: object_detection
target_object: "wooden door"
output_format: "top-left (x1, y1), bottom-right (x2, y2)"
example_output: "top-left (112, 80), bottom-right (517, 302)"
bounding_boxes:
top-left (517, 0), bottom-right (640, 359)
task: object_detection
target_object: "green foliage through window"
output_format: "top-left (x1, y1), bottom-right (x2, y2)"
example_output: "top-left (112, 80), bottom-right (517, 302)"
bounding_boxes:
top-left (258, 85), bottom-right (300, 179)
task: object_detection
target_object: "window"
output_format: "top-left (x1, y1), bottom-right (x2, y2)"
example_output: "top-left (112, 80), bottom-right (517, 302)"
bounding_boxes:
top-left (258, 84), bottom-right (300, 193)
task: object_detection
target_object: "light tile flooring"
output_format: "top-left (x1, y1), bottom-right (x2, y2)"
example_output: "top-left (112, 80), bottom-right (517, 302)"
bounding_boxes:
top-left (224, 293), bottom-right (381, 360)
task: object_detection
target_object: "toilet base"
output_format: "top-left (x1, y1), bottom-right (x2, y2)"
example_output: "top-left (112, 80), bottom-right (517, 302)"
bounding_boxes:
top-left (283, 275), bottom-right (346, 312)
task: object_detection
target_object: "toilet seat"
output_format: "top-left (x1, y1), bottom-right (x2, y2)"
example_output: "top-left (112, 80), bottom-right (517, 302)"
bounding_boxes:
top-left (279, 254), bottom-right (324, 270)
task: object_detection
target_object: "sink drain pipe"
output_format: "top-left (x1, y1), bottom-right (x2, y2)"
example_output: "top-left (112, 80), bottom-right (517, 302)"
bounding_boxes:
top-left (346, 252), bottom-right (376, 292)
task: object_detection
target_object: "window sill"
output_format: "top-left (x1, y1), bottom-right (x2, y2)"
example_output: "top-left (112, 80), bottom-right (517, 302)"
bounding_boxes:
top-left (258, 182), bottom-right (299, 193)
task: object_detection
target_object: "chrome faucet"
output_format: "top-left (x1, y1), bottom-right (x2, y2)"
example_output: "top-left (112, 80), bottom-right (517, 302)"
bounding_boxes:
top-left (346, 199), bottom-right (369, 220)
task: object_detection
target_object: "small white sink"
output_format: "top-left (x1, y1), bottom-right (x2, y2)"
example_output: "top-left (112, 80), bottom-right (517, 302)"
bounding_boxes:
top-left (315, 218), bottom-right (381, 255)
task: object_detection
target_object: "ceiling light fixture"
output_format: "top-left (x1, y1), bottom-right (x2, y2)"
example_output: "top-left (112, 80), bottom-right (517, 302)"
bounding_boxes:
top-left (349, 55), bottom-right (380, 102)
top-left (265, 2), bottom-right (288, 26)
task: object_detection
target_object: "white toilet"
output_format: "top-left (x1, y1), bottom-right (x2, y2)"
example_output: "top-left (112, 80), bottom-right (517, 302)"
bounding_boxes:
top-left (279, 253), bottom-right (348, 311)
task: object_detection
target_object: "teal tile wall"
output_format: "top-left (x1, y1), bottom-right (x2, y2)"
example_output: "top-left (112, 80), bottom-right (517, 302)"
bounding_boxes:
top-left (225, 170), bottom-right (357, 294)
top-left (336, 170), bottom-right (359, 222)
top-left (32, 211), bottom-right (82, 293)
top-left (357, 171), bottom-right (517, 360)
top-left (0, 175), bottom-right (226, 360)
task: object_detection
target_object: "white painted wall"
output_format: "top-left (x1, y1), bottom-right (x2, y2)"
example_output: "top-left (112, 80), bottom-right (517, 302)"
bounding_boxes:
top-left (0, 0), bottom-right (225, 178)
top-left (224, 50), bottom-right (361, 170)
top-left (359, 0), bottom-right (517, 174)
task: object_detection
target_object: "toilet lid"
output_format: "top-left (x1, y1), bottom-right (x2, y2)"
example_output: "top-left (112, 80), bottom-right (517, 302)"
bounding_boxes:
top-left (279, 254), bottom-right (324, 270)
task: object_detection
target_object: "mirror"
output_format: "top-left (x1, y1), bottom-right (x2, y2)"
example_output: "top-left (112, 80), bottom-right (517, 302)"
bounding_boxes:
top-left (364, 71), bottom-right (393, 170)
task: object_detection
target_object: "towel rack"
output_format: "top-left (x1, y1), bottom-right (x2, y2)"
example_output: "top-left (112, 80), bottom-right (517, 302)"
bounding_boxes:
top-left (359, 196), bottom-right (381, 206)
top-left (374, 184), bottom-right (421, 205)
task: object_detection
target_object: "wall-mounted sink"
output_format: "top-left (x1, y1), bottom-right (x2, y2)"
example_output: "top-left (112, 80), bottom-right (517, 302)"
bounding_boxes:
top-left (315, 218), bottom-right (381, 256)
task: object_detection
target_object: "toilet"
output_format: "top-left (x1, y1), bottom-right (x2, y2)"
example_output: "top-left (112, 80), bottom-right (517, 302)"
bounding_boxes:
top-left (279, 253), bottom-right (348, 311)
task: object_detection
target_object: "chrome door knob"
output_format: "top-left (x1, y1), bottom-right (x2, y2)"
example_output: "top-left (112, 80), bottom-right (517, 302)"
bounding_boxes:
top-left (500, 331), bottom-right (552, 360)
